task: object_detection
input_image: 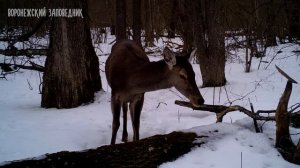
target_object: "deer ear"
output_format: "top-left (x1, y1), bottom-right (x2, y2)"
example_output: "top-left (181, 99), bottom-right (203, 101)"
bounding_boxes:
top-left (163, 47), bottom-right (176, 70)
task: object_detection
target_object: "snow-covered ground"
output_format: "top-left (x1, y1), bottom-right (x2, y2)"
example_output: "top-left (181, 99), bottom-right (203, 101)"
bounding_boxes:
top-left (0, 36), bottom-right (300, 167)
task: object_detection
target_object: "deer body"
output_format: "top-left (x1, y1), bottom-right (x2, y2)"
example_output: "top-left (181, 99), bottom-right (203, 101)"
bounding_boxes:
top-left (105, 40), bottom-right (204, 144)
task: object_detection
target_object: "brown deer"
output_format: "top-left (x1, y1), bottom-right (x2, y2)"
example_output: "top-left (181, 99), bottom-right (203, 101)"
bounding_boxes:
top-left (105, 40), bottom-right (204, 144)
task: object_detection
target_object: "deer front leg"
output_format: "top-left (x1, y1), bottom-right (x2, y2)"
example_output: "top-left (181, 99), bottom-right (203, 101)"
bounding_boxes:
top-left (130, 93), bottom-right (144, 141)
top-left (110, 96), bottom-right (121, 145)
top-left (122, 103), bottom-right (128, 142)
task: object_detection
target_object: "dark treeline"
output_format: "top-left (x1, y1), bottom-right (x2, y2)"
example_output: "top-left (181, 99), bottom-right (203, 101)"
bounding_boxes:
top-left (0, 0), bottom-right (299, 41)
top-left (1, 0), bottom-right (299, 93)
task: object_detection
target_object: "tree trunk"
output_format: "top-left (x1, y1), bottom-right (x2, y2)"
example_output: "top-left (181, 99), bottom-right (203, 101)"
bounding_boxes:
top-left (194, 0), bottom-right (226, 87)
top-left (168, 0), bottom-right (178, 38)
top-left (180, 0), bottom-right (195, 53)
top-left (144, 0), bottom-right (155, 47)
top-left (284, 0), bottom-right (300, 41)
top-left (265, 0), bottom-right (277, 47)
top-left (42, 0), bottom-right (102, 108)
top-left (132, 0), bottom-right (142, 45)
top-left (115, 0), bottom-right (126, 41)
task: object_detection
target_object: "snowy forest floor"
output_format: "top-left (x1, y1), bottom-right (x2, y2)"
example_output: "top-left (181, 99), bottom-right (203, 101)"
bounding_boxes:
top-left (0, 36), bottom-right (300, 167)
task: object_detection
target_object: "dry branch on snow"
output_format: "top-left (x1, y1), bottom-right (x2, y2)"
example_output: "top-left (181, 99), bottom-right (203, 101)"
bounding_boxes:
top-left (174, 100), bottom-right (276, 122)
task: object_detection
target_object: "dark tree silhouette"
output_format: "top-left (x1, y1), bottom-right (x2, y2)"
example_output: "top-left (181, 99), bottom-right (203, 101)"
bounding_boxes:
top-left (115, 0), bottom-right (126, 41)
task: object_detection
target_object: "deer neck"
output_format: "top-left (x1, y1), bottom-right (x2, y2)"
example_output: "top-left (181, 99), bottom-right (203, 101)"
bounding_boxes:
top-left (131, 60), bottom-right (173, 93)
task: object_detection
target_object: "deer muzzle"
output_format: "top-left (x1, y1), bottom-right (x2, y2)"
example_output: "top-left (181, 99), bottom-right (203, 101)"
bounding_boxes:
top-left (189, 96), bottom-right (205, 107)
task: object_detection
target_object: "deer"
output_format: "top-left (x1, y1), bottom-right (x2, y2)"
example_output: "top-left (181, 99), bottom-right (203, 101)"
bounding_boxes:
top-left (105, 40), bottom-right (205, 145)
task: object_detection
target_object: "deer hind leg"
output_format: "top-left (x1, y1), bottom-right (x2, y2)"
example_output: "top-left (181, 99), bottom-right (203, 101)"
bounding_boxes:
top-left (121, 103), bottom-right (128, 142)
top-left (110, 96), bottom-right (121, 145)
top-left (129, 93), bottom-right (144, 141)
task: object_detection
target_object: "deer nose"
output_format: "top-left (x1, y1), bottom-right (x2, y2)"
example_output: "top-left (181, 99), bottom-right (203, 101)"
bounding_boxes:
top-left (197, 98), bottom-right (205, 105)
top-left (190, 96), bottom-right (204, 107)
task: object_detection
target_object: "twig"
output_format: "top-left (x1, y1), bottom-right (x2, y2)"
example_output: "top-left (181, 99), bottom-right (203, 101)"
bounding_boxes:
top-left (156, 102), bottom-right (167, 108)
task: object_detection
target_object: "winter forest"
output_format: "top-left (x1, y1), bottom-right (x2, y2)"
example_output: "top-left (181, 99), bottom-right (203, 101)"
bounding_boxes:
top-left (0, 0), bottom-right (300, 167)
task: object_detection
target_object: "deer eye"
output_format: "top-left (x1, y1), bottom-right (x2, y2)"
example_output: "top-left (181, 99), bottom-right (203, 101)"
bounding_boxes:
top-left (179, 74), bottom-right (187, 79)
top-left (179, 69), bottom-right (188, 80)
top-left (179, 73), bottom-right (188, 80)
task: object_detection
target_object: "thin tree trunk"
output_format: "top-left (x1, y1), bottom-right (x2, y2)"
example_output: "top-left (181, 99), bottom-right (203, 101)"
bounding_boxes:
top-left (168, 0), bottom-right (178, 38)
top-left (144, 0), bottom-right (154, 47)
top-left (182, 0), bottom-right (194, 52)
top-left (42, 0), bottom-right (102, 108)
top-left (132, 0), bottom-right (141, 45)
top-left (115, 0), bottom-right (126, 41)
top-left (265, 0), bottom-right (277, 47)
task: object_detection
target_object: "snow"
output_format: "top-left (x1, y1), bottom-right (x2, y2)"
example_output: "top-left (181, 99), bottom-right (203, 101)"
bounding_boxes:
top-left (1, 35), bottom-right (300, 167)
top-left (161, 120), bottom-right (299, 168)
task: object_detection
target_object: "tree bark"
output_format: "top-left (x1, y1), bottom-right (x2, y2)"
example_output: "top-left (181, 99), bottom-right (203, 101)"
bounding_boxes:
top-left (168, 0), bottom-right (178, 38)
top-left (144, 0), bottom-right (155, 47)
top-left (182, 0), bottom-right (194, 52)
top-left (42, 0), bottom-right (102, 108)
top-left (265, 0), bottom-right (277, 47)
top-left (115, 0), bottom-right (127, 41)
top-left (132, 0), bottom-right (142, 45)
top-left (284, 0), bottom-right (300, 41)
top-left (194, 0), bottom-right (226, 87)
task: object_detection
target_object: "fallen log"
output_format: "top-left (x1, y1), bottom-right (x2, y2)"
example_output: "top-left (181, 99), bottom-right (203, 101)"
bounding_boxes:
top-left (0, 132), bottom-right (201, 168)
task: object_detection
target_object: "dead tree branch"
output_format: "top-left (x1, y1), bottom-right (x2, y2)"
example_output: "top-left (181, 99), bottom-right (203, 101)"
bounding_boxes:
top-left (175, 100), bottom-right (275, 122)
top-left (0, 62), bottom-right (44, 72)
top-left (0, 49), bottom-right (47, 57)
